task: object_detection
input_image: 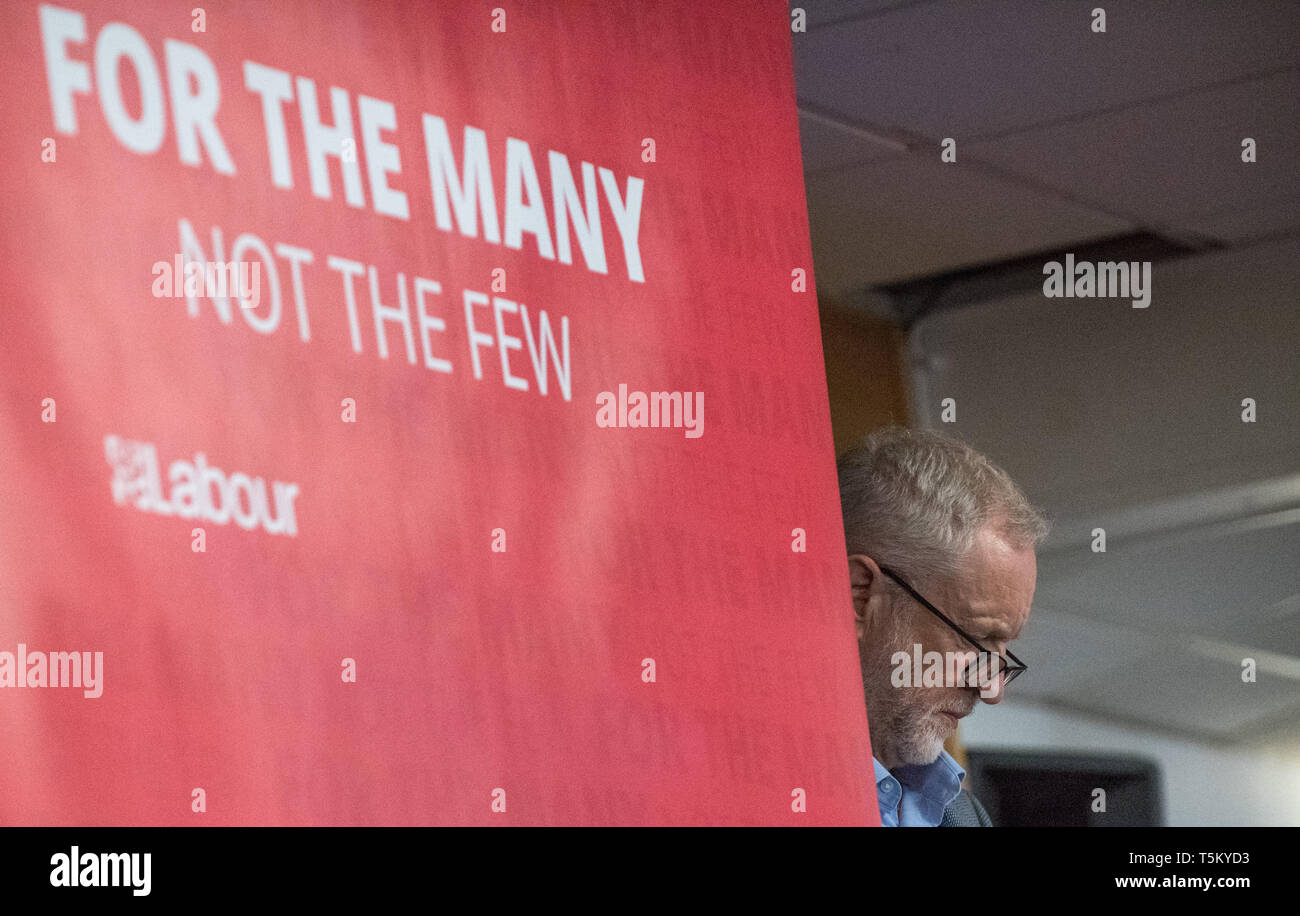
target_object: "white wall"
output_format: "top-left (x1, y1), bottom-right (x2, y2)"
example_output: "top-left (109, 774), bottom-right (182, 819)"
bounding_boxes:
top-left (961, 699), bottom-right (1300, 826)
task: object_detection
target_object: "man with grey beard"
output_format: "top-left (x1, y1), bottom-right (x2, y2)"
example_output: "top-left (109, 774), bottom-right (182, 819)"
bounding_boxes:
top-left (839, 427), bottom-right (1049, 826)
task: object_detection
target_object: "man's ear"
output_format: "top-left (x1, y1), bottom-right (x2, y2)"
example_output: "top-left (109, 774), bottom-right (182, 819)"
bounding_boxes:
top-left (849, 554), bottom-right (886, 641)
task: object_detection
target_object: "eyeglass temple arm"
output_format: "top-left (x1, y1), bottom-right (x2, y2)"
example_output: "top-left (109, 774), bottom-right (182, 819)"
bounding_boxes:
top-left (878, 566), bottom-right (1027, 672)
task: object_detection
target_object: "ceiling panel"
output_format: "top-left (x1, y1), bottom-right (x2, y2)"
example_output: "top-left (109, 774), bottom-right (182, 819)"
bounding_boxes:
top-left (798, 111), bottom-right (905, 173)
top-left (966, 70), bottom-right (1300, 225)
top-left (1065, 646), bottom-right (1300, 739)
top-left (1225, 594), bottom-right (1300, 661)
top-left (793, 0), bottom-right (1300, 140)
top-left (910, 240), bottom-right (1300, 515)
top-left (805, 155), bottom-right (1130, 293)
top-left (798, 0), bottom-right (926, 29)
top-left (1005, 607), bottom-right (1159, 700)
top-left (1172, 191), bottom-right (1300, 244)
top-left (1035, 520), bottom-right (1300, 644)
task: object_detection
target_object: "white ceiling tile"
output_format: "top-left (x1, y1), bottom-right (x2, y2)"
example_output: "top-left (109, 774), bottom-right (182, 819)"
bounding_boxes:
top-left (793, 0), bottom-right (1300, 139)
top-left (797, 0), bottom-right (924, 29)
top-left (804, 155), bottom-right (1130, 294)
top-left (1065, 648), bottom-right (1300, 738)
top-left (910, 240), bottom-right (1300, 516)
top-left (965, 71), bottom-right (1300, 224)
top-left (1005, 608), bottom-right (1159, 700)
top-left (798, 110), bottom-right (904, 172)
top-left (1171, 192), bottom-right (1300, 244)
top-left (1228, 595), bottom-right (1300, 661)
top-left (1036, 521), bottom-right (1300, 643)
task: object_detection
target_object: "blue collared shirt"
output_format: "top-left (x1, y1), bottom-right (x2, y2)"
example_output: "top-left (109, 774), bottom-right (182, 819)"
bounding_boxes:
top-left (873, 750), bottom-right (966, 827)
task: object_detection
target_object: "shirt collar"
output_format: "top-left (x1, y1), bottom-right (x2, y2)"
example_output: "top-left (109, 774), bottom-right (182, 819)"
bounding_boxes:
top-left (874, 749), bottom-right (966, 806)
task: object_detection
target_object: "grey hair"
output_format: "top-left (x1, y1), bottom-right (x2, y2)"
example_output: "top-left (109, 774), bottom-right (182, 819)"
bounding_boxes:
top-left (837, 426), bottom-right (1050, 589)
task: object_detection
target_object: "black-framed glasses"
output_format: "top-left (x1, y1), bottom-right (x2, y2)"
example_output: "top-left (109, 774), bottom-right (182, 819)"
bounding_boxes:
top-left (876, 565), bottom-right (1027, 690)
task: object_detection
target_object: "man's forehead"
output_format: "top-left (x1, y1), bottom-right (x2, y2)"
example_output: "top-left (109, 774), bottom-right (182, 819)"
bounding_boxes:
top-left (962, 608), bottom-right (1028, 640)
top-left (947, 533), bottom-right (1037, 633)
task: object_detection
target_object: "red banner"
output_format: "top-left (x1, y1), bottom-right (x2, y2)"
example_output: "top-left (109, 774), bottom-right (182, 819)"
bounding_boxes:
top-left (0, 0), bottom-right (876, 825)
